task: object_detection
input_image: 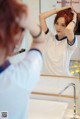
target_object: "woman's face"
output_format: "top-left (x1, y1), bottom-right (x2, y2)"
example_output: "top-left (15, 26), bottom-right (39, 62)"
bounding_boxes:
top-left (55, 17), bottom-right (66, 38)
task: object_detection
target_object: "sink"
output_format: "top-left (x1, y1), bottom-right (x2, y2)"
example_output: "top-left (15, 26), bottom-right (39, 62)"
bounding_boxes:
top-left (29, 99), bottom-right (68, 119)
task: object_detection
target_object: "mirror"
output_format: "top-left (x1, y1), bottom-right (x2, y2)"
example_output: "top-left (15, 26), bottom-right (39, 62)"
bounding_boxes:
top-left (40, 1), bottom-right (80, 117)
top-left (39, 0), bottom-right (80, 77)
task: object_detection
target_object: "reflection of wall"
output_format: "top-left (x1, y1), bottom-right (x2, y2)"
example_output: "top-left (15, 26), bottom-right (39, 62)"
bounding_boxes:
top-left (26, 0), bottom-right (39, 23)
top-left (41, 0), bottom-right (61, 34)
top-left (71, 36), bottom-right (80, 60)
top-left (62, 0), bottom-right (67, 6)
top-left (65, 0), bottom-right (80, 10)
top-left (23, 0), bottom-right (40, 52)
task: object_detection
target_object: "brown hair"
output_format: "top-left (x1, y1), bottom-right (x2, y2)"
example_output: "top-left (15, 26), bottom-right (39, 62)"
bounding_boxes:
top-left (0, 0), bottom-right (27, 56)
top-left (54, 8), bottom-right (78, 32)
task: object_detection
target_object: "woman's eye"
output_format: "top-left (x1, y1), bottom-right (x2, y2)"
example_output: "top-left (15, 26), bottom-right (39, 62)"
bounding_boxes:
top-left (61, 24), bottom-right (66, 27)
top-left (55, 22), bottom-right (66, 27)
top-left (55, 22), bottom-right (58, 25)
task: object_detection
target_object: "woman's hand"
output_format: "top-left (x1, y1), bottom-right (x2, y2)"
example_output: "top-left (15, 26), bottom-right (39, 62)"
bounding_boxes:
top-left (71, 10), bottom-right (77, 25)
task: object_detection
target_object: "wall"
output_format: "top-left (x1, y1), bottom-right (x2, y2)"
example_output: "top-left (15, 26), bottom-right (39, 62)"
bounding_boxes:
top-left (41, 0), bottom-right (61, 34)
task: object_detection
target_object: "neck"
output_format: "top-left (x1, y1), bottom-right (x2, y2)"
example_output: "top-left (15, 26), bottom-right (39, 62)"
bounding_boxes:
top-left (58, 34), bottom-right (66, 40)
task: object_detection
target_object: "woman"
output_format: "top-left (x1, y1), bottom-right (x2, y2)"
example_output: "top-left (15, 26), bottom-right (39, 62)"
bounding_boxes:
top-left (40, 6), bottom-right (78, 76)
top-left (0, 0), bottom-right (45, 119)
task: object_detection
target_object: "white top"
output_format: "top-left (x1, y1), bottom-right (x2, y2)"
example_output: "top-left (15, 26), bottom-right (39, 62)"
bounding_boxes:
top-left (42, 31), bottom-right (78, 76)
top-left (0, 50), bottom-right (43, 119)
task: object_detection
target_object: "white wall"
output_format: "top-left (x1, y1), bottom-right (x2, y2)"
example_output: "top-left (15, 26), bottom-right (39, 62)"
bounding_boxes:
top-left (71, 36), bottom-right (80, 60)
top-left (41, 0), bottom-right (61, 34)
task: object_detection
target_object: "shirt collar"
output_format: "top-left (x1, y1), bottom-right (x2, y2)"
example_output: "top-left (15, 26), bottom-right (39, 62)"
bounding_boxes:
top-left (55, 34), bottom-right (67, 41)
top-left (0, 60), bottom-right (11, 73)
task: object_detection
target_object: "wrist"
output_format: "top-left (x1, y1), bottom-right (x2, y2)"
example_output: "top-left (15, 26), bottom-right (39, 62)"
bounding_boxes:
top-left (72, 20), bottom-right (76, 25)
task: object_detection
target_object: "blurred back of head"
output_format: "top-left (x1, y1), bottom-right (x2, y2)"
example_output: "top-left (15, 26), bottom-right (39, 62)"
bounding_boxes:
top-left (0, 0), bottom-right (27, 56)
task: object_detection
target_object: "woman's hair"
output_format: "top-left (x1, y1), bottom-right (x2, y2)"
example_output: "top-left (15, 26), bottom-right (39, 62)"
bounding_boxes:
top-left (0, 0), bottom-right (27, 56)
top-left (54, 8), bottom-right (78, 32)
top-left (75, 13), bottom-right (80, 35)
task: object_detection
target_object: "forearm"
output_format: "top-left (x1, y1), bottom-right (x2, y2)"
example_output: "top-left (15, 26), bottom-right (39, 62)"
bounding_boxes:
top-left (19, 14), bottom-right (45, 43)
top-left (30, 29), bottom-right (45, 53)
top-left (40, 9), bottom-right (56, 20)
top-left (66, 21), bottom-right (76, 33)
top-left (65, 22), bottom-right (75, 43)
top-left (40, 6), bottom-right (72, 19)
top-left (66, 11), bottom-right (77, 31)
top-left (28, 23), bottom-right (45, 53)
top-left (28, 22), bottom-right (44, 43)
top-left (65, 11), bottom-right (77, 42)
top-left (39, 6), bottom-right (72, 32)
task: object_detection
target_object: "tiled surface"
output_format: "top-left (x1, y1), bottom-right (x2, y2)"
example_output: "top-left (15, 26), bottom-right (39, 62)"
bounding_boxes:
top-left (70, 60), bottom-right (80, 77)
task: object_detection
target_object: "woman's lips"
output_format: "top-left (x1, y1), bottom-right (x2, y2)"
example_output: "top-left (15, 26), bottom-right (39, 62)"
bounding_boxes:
top-left (57, 31), bottom-right (61, 33)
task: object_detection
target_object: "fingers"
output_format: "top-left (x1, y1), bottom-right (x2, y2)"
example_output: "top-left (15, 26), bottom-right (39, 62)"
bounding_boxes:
top-left (72, 10), bottom-right (77, 18)
top-left (72, 11), bottom-right (77, 23)
top-left (72, 9), bottom-right (77, 14)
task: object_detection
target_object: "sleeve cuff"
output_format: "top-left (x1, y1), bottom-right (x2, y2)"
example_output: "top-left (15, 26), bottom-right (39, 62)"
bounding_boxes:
top-left (45, 28), bottom-right (49, 34)
top-left (67, 36), bottom-right (76, 46)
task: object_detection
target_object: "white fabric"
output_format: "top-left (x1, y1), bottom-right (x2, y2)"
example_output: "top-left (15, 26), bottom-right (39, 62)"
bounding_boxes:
top-left (0, 50), bottom-right (43, 119)
top-left (42, 31), bottom-right (78, 76)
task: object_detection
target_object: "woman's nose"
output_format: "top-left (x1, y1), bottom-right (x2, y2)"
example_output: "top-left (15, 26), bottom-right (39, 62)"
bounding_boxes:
top-left (57, 25), bottom-right (61, 30)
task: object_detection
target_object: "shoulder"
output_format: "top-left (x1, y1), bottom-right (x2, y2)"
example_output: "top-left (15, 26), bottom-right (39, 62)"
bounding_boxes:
top-left (27, 48), bottom-right (43, 64)
top-left (8, 49), bottom-right (43, 92)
